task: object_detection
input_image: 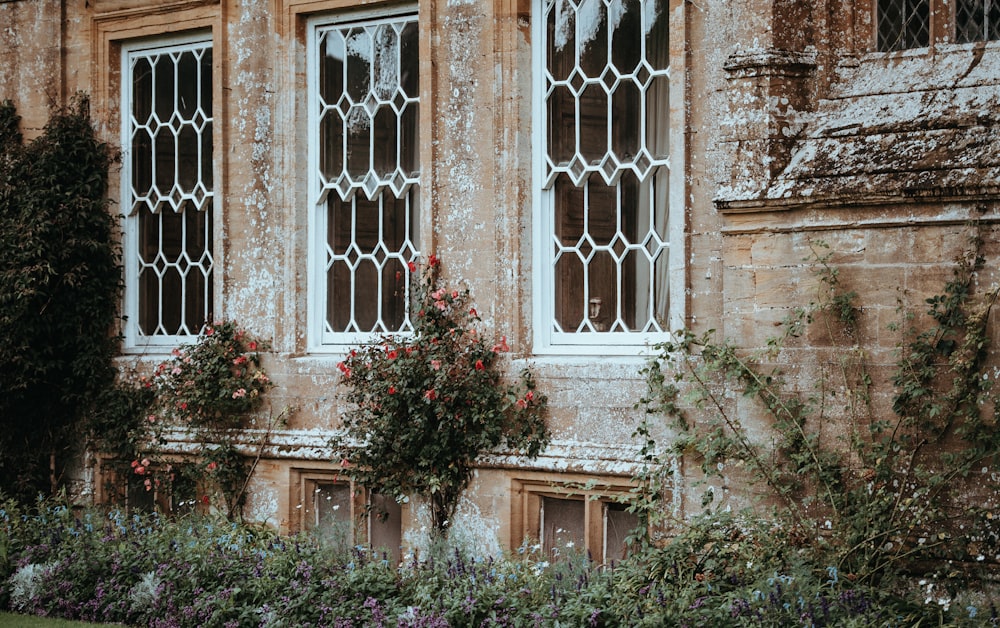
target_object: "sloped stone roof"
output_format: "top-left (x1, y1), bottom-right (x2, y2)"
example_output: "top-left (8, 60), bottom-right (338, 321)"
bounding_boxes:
top-left (720, 43), bottom-right (1000, 210)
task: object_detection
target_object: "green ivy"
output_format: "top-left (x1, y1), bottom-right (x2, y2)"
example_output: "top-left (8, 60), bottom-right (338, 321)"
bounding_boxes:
top-left (0, 96), bottom-right (120, 502)
top-left (336, 257), bottom-right (550, 534)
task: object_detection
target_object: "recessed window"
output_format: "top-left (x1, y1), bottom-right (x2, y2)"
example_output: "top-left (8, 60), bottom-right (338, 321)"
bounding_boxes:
top-left (309, 10), bottom-right (420, 348)
top-left (514, 479), bottom-right (642, 564)
top-left (876, 0), bottom-right (930, 51)
top-left (97, 457), bottom-right (198, 516)
top-left (537, 0), bottom-right (671, 349)
top-left (122, 36), bottom-right (214, 347)
top-left (956, 0), bottom-right (1000, 42)
top-left (876, 0), bottom-right (1000, 51)
top-left (297, 472), bottom-right (404, 563)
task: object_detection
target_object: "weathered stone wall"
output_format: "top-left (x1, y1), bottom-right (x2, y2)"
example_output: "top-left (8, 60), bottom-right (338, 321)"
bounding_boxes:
top-left (2, 0), bottom-right (998, 552)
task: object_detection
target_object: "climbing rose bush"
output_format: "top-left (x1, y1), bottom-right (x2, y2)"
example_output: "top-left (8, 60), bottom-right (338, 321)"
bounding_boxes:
top-left (336, 256), bottom-right (549, 532)
top-left (151, 320), bottom-right (272, 429)
top-left (140, 320), bottom-right (275, 517)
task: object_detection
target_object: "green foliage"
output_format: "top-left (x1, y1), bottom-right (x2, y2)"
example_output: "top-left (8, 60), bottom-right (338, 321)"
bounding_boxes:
top-left (139, 321), bottom-right (281, 519)
top-left (1, 496), bottom-right (991, 626)
top-left (641, 232), bottom-right (1000, 596)
top-left (0, 96), bottom-right (120, 502)
top-left (151, 320), bottom-right (272, 429)
top-left (336, 257), bottom-right (549, 534)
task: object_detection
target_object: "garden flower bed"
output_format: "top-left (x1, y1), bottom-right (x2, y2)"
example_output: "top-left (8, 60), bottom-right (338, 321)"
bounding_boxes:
top-left (1, 498), bottom-right (993, 627)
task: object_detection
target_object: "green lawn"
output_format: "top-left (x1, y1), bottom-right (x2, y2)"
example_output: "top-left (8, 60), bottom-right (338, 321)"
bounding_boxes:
top-left (0, 613), bottom-right (108, 627)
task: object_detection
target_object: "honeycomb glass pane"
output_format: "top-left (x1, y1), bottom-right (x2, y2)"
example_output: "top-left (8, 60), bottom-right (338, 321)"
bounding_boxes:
top-left (644, 0), bottom-right (668, 71)
top-left (153, 55), bottom-right (175, 123)
top-left (577, 0), bottom-right (609, 79)
top-left (176, 52), bottom-right (198, 119)
top-left (610, 0), bottom-right (642, 74)
top-left (132, 57), bottom-right (153, 124)
top-left (578, 83), bottom-right (609, 166)
top-left (346, 28), bottom-right (371, 104)
top-left (547, 0), bottom-right (576, 82)
top-left (399, 22), bottom-right (419, 98)
top-left (320, 113), bottom-right (345, 181)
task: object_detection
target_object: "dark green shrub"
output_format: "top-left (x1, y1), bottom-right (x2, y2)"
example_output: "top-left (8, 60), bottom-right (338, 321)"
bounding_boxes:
top-left (0, 96), bottom-right (120, 501)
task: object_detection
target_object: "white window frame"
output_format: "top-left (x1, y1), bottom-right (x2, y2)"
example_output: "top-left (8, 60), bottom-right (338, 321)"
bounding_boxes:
top-left (531, 0), bottom-right (683, 356)
top-left (121, 33), bottom-right (216, 351)
top-left (306, 7), bottom-right (421, 353)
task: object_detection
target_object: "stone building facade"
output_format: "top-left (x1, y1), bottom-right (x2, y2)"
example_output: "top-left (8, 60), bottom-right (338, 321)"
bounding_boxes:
top-left (2, 0), bottom-right (999, 559)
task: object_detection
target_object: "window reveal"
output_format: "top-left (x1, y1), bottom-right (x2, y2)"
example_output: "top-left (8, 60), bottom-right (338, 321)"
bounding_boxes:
top-left (125, 40), bottom-right (214, 341)
top-left (302, 478), bottom-right (404, 563)
top-left (542, 0), bottom-right (670, 341)
top-left (313, 14), bottom-right (420, 343)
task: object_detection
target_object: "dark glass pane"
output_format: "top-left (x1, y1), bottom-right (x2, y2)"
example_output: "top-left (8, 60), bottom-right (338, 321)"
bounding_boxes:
top-left (541, 496), bottom-right (585, 559)
top-left (579, 84), bottom-right (609, 164)
top-left (200, 48), bottom-right (212, 114)
top-left (610, 0), bottom-right (642, 74)
top-left (399, 22), bottom-right (419, 98)
top-left (555, 252), bottom-right (584, 332)
top-left (353, 261), bottom-right (379, 332)
top-left (373, 106), bottom-right (398, 176)
top-left (645, 0), bottom-right (669, 71)
top-left (328, 261), bottom-right (353, 332)
top-left (153, 54), bottom-right (175, 123)
top-left (132, 57), bottom-right (153, 124)
top-left (154, 128), bottom-right (176, 194)
top-left (604, 502), bottom-right (639, 563)
top-left (547, 85), bottom-right (577, 165)
top-left (177, 125), bottom-right (198, 192)
top-left (578, 1), bottom-right (608, 79)
top-left (399, 103), bottom-right (418, 175)
top-left (381, 259), bottom-right (406, 331)
top-left (131, 130), bottom-right (153, 198)
top-left (369, 493), bottom-right (402, 564)
top-left (611, 81), bottom-right (640, 162)
top-left (201, 121), bottom-right (213, 189)
top-left (177, 51), bottom-right (198, 119)
top-left (547, 0), bottom-right (575, 82)
top-left (320, 112), bottom-right (345, 180)
top-left (877, 0), bottom-right (929, 51)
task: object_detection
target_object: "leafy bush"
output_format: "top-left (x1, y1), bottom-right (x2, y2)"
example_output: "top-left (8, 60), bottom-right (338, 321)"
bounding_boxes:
top-left (0, 96), bottom-right (120, 501)
top-left (336, 257), bottom-right (549, 533)
top-left (139, 321), bottom-right (279, 519)
top-left (0, 497), bottom-right (994, 627)
top-left (640, 234), bottom-right (1000, 610)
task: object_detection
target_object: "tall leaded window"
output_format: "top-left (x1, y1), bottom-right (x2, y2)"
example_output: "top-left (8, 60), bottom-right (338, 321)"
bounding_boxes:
top-left (538, 0), bottom-right (670, 348)
top-left (122, 36), bottom-right (214, 347)
top-left (309, 10), bottom-right (420, 348)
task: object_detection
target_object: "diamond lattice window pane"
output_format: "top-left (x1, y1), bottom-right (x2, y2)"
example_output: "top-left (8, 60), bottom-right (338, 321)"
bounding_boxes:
top-left (956, 0), bottom-right (1000, 42)
top-left (876, 0), bottom-right (929, 51)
